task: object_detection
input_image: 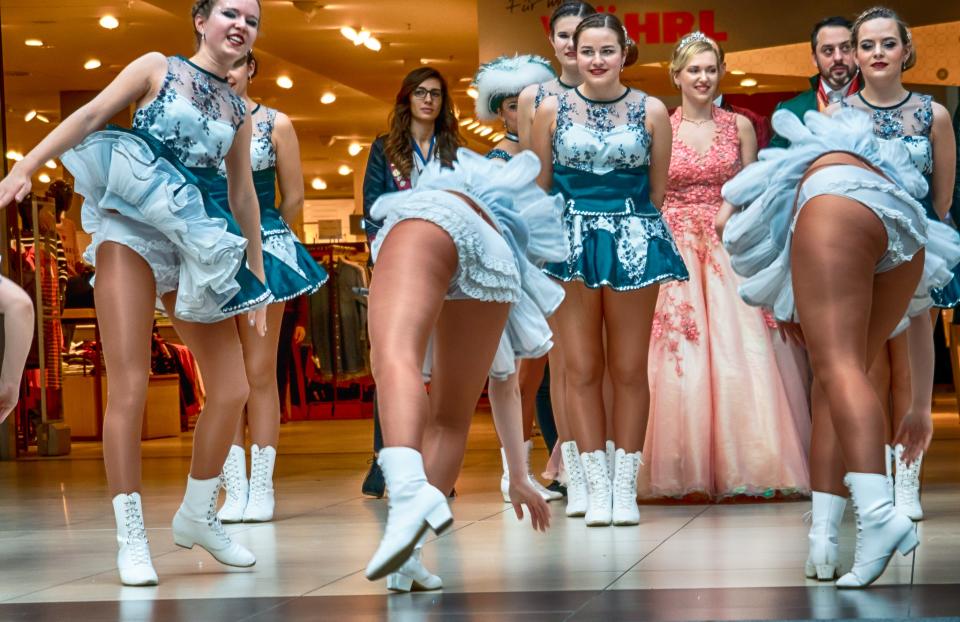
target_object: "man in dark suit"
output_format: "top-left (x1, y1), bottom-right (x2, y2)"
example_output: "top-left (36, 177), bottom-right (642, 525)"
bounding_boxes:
top-left (769, 16), bottom-right (862, 148)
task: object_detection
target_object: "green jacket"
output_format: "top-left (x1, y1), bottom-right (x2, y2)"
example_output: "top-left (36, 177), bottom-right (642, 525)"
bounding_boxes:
top-left (768, 75), bottom-right (863, 148)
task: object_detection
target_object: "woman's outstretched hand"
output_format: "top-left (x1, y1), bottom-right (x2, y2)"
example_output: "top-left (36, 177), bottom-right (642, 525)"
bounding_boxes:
top-left (0, 168), bottom-right (33, 208)
top-left (507, 479), bottom-right (551, 532)
top-left (893, 411), bottom-right (933, 466)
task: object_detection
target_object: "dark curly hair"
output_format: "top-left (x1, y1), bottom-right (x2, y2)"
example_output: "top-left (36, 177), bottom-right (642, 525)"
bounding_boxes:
top-left (192, 0), bottom-right (262, 48)
top-left (384, 67), bottom-right (463, 180)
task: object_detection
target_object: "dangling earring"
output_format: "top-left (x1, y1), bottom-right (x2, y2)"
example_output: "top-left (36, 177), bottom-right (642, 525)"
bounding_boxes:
top-left (201, 31), bottom-right (206, 42)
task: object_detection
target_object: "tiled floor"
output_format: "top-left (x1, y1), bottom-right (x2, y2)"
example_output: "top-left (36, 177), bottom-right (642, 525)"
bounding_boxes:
top-left (1, 400), bottom-right (958, 621)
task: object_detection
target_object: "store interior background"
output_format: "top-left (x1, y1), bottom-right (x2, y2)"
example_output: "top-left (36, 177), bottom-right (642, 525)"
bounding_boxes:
top-left (0, 0), bottom-right (959, 461)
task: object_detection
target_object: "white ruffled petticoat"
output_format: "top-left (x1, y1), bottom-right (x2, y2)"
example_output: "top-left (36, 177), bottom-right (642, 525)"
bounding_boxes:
top-left (721, 109), bottom-right (960, 333)
top-left (371, 149), bottom-right (568, 379)
top-left (62, 129), bottom-right (254, 322)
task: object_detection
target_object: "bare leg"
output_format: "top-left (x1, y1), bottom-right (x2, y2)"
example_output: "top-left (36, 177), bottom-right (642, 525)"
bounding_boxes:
top-left (0, 279), bottom-right (36, 421)
top-left (368, 221), bottom-right (457, 450)
top-left (546, 313), bottom-right (572, 442)
top-left (422, 299), bottom-right (511, 495)
top-left (161, 295), bottom-right (251, 480)
top-left (518, 356), bottom-right (546, 441)
top-left (603, 285), bottom-right (661, 453)
top-left (231, 412), bottom-right (246, 447)
top-left (888, 332), bottom-right (912, 434)
top-left (237, 302), bottom-right (286, 448)
top-left (809, 381), bottom-right (847, 496)
top-left (868, 343), bottom-right (892, 423)
top-left (554, 281), bottom-right (605, 452)
top-left (793, 196), bottom-right (923, 474)
top-left (95, 243), bottom-right (158, 496)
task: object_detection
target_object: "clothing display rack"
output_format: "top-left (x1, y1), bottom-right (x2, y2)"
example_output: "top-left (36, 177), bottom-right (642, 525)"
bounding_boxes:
top-left (291, 241), bottom-right (372, 420)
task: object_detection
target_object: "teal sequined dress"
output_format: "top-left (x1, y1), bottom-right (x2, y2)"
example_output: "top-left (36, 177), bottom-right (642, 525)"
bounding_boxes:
top-left (62, 55), bottom-right (269, 322)
top-left (211, 104), bottom-right (328, 302)
top-left (542, 88), bottom-right (688, 290)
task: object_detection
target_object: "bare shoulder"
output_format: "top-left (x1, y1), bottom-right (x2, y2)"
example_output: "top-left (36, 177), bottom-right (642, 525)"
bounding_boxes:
top-left (518, 84), bottom-right (539, 109)
top-left (734, 113), bottom-right (755, 135)
top-left (644, 95), bottom-right (669, 120)
top-left (931, 100), bottom-right (951, 123)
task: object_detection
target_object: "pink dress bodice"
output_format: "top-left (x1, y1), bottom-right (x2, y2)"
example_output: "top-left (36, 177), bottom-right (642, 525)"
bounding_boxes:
top-left (662, 106), bottom-right (741, 255)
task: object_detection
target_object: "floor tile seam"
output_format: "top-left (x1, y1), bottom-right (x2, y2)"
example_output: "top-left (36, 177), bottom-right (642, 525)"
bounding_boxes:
top-left (562, 505), bottom-right (712, 620)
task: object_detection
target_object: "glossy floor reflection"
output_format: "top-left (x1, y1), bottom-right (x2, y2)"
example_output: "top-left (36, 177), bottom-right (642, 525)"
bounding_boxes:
top-left (1, 399), bottom-right (958, 621)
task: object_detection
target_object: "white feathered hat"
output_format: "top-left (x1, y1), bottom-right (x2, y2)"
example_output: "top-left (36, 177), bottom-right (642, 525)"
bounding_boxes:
top-left (474, 54), bottom-right (556, 122)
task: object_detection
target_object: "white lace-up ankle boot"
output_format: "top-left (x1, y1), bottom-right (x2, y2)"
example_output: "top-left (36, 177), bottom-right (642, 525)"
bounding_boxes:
top-left (172, 476), bottom-right (256, 567)
top-left (582, 450), bottom-right (613, 526)
top-left (804, 491), bottom-right (847, 580)
top-left (365, 447), bottom-right (453, 581)
top-left (385, 534), bottom-right (442, 592)
top-left (112, 493), bottom-right (158, 586)
top-left (560, 441), bottom-right (588, 517)
top-left (243, 444), bottom-right (277, 522)
top-left (217, 445), bottom-right (248, 523)
top-left (612, 449), bottom-right (642, 526)
top-left (893, 444), bottom-right (923, 521)
top-left (835, 472), bottom-right (919, 588)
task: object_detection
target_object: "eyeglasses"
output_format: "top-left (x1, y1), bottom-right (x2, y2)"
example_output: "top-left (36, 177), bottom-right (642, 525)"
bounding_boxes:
top-left (412, 88), bottom-right (443, 101)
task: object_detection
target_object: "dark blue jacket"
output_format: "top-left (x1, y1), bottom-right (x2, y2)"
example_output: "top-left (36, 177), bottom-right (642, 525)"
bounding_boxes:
top-left (362, 135), bottom-right (403, 240)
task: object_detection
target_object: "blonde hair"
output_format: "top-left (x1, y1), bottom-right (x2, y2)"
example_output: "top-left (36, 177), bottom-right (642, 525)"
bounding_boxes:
top-left (669, 39), bottom-right (721, 89)
top-left (852, 6), bottom-right (916, 71)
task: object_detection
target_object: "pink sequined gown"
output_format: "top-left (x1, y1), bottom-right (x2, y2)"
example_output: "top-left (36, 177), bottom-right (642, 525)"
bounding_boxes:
top-left (640, 107), bottom-right (810, 499)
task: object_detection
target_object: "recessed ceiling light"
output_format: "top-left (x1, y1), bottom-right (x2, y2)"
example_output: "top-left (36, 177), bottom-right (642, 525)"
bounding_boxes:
top-left (348, 142), bottom-right (362, 156)
top-left (277, 76), bottom-right (294, 89)
top-left (45, 159), bottom-right (57, 169)
top-left (364, 37), bottom-right (382, 52)
top-left (491, 133), bottom-right (505, 142)
top-left (38, 173), bottom-right (51, 184)
top-left (320, 92), bottom-right (337, 104)
top-left (84, 59), bottom-right (102, 70)
top-left (340, 26), bottom-right (358, 41)
top-left (458, 118), bottom-right (474, 126)
top-left (730, 69), bottom-right (746, 75)
top-left (338, 165), bottom-right (353, 176)
top-left (25, 39), bottom-right (44, 47)
top-left (478, 127), bottom-right (493, 136)
top-left (466, 87), bottom-right (479, 99)
top-left (354, 30), bottom-right (371, 46)
top-left (311, 177), bottom-right (327, 190)
top-left (36, 114), bottom-right (49, 123)
top-left (24, 110), bottom-right (37, 122)
top-left (740, 78), bottom-right (758, 87)
top-left (99, 15), bottom-right (119, 29)
top-left (6, 151), bottom-right (24, 161)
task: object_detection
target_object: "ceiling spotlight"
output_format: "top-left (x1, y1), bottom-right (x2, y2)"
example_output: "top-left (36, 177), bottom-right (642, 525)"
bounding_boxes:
top-left (478, 127), bottom-right (493, 137)
top-left (24, 110), bottom-right (37, 122)
top-left (38, 173), bottom-right (51, 184)
top-left (25, 39), bottom-right (44, 47)
top-left (45, 160), bottom-right (57, 169)
top-left (730, 69), bottom-right (746, 75)
top-left (364, 36), bottom-right (382, 52)
top-left (348, 142), bottom-right (363, 156)
top-left (36, 114), bottom-right (50, 123)
top-left (739, 78), bottom-right (758, 87)
top-left (84, 59), bottom-right (102, 70)
top-left (491, 133), bottom-right (505, 142)
top-left (340, 26), bottom-right (358, 41)
top-left (459, 118), bottom-right (474, 126)
top-left (6, 151), bottom-right (24, 161)
top-left (99, 15), bottom-right (120, 29)
top-left (277, 76), bottom-right (294, 89)
top-left (354, 29), bottom-right (371, 46)
top-left (467, 121), bottom-right (480, 130)
top-left (311, 177), bottom-right (327, 190)
top-left (338, 165), bottom-right (353, 176)
top-left (466, 87), bottom-right (479, 99)
top-left (320, 92), bottom-right (337, 104)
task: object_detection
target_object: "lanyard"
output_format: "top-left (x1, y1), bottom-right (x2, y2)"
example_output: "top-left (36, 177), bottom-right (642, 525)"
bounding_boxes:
top-left (412, 135), bottom-right (436, 171)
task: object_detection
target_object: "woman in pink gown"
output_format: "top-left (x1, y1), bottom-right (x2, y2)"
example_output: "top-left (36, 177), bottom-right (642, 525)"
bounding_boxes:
top-left (640, 33), bottom-right (810, 499)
